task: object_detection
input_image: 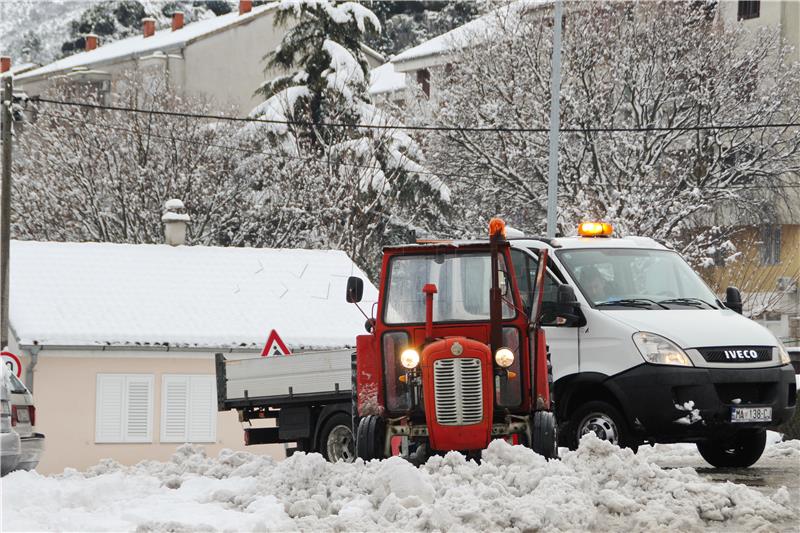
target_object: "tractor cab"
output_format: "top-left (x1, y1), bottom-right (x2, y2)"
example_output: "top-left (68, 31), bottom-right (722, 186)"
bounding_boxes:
top-left (347, 219), bottom-right (558, 461)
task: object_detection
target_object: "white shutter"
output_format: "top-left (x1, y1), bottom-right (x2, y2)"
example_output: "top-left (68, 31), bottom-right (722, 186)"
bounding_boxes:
top-left (161, 375), bottom-right (216, 443)
top-left (124, 375), bottom-right (154, 442)
top-left (161, 375), bottom-right (189, 442)
top-left (188, 376), bottom-right (216, 443)
top-left (96, 375), bottom-right (124, 443)
top-left (96, 374), bottom-right (153, 443)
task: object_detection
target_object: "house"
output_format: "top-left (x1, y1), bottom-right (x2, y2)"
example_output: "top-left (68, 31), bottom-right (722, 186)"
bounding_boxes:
top-left (8, 0), bottom-right (384, 115)
top-left (369, 0), bottom-right (550, 100)
top-left (5, 209), bottom-right (377, 474)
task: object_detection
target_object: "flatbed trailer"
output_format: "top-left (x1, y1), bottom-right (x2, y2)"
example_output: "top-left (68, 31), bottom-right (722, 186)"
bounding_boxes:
top-left (215, 350), bottom-right (357, 460)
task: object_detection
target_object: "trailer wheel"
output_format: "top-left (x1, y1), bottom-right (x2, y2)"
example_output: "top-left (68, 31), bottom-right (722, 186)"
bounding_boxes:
top-left (531, 411), bottom-right (559, 459)
top-left (319, 413), bottom-right (356, 463)
top-left (696, 429), bottom-right (766, 468)
top-left (356, 415), bottom-right (386, 461)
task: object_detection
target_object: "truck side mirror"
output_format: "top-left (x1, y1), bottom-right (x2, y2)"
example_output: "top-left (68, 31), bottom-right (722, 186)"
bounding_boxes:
top-left (554, 284), bottom-right (582, 327)
top-left (346, 276), bottom-right (364, 303)
top-left (725, 286), bottom-right (743, 314)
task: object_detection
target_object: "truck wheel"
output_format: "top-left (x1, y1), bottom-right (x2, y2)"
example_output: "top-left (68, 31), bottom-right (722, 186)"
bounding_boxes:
top-left (319, 413), bottom-right (355, 463)
top-left (696, 429), bottom-right (766, 468)
top-left (356, 415), bottom-right (386, 461)
top-left (532, 411), bottom-right (559, 459)
top-left (568, 400), bottom-right (637, 451)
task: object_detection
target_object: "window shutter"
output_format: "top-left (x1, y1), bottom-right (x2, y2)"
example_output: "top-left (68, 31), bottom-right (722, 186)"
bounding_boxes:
top-left (123, 375), bottom-right (154, 442)
top-left (161, 376), bottom-right (189, 442)
top-left (161, 375), bottom-right (216, 443)
top-left (96, 375), bottom-right (124, 443)
top-left (96, 374), bottom-right (153, 443)
top-left (188, 376), bottom-right (216, 443)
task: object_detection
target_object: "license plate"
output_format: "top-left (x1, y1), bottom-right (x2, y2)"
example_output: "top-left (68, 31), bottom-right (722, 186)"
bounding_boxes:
top-left (15, 406), bottom-right (29, 423)
top-left (731, 406), bottom-right (772, 423)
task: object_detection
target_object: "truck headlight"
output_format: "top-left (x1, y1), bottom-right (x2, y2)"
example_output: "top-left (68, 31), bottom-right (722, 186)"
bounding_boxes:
top-left (400, 348), bottom-right (420, 369)
top-left (777, 341), bottom-right (791, 365)
top-left (495, 347), bottom-right (515, 368)
top-left (633, 332), bottom-right (693, 367)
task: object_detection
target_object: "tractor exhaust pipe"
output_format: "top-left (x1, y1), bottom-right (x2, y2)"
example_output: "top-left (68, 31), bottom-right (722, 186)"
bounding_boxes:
top-left (489, 218), bottom-right (507, 355)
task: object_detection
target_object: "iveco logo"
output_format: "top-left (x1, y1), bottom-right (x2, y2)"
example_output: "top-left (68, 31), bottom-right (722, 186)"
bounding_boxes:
top-left (724, 349), bottom-right (759, 360)
top-left (451, 342), bottom-right (464, 356)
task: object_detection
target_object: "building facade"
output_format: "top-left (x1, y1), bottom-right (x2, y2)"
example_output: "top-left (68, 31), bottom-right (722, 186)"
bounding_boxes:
top-left (10, 1), bottom-right (383, 115)
top-left (6, 234), bottom-right (377, 474)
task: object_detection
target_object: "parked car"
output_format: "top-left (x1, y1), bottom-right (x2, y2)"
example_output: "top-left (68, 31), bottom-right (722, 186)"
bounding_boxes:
top-left (1, 368), bottom-right (21, 475)
top-left (7, 372), bottom-right (45, 471)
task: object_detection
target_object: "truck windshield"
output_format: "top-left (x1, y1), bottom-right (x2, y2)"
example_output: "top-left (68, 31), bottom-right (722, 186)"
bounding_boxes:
top-left (384, 252), bottom-right (515, 324)
top-left (556, 248), bottom-right (719, 309)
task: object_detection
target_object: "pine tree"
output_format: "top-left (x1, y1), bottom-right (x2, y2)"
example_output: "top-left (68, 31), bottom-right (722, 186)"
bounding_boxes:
top-left (246, 0), bottom-right (451, 276)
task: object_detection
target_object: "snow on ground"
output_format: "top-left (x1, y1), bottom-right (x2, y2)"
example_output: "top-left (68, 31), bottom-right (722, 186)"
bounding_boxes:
top-left (3, 435), bottom-right (797, 532)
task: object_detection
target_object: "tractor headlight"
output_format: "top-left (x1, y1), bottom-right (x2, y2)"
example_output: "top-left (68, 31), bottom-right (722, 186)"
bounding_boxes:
top-left (777, 340), bottom-right (791, 365)
top-left (632, 332), bottom-right (693, 367)
top-left (495, 347), bottom-right (515, 368)
top-left (400, 348), bottom-right (420, 369)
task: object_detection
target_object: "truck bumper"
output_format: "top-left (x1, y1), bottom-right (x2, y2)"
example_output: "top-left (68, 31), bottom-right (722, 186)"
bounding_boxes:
top-left (610, 363), bottom-right (797, 442)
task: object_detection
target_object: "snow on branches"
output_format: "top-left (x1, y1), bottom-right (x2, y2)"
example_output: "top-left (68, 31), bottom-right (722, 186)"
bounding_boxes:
top-left (247, 0), bottom-right (450, 275)
top-left (412, 1), bottom-right (800, 266)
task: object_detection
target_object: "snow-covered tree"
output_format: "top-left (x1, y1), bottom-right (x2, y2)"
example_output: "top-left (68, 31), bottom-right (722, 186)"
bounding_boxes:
top-left (245, 0), bottom-right (451, 275)
top-left (12, 70), bottom-right (259, 245)
top-left (413, 1), bottom-right (800, 266)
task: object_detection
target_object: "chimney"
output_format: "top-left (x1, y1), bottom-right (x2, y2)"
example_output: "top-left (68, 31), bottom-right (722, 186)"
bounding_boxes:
top-left (85, 34), bottom-right (99, 51)
top-left (142, 17), bottom-right (156, 38)
top-left (0, 57), bottom-right (10, 74)
top-left (162, 199), bottom-right (190, 246)
top-left (171, 11), bottom-right (184, 31)
top-left (239, 0), bottom-right (252, 15)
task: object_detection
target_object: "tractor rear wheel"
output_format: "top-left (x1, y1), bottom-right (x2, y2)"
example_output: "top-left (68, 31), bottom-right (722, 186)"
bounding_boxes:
top-left (531, 411), bottom-right (559, 459)
top-left (356, 415), bottom-right (386, 461)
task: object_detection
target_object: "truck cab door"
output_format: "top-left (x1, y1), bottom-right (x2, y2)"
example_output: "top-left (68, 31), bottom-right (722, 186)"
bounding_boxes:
top-left (511, 249), bottom-right (580, 382)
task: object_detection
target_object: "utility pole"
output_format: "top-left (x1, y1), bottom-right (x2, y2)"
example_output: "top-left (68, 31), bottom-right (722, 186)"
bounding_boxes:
top-left (1, 72), bottom-right (12, 350)
top-left (546, 0), bottom-right (563, 239)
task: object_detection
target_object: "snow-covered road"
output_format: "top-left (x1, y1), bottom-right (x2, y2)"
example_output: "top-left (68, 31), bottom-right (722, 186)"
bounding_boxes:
top-left (2, 435), bottom-right (798, 532)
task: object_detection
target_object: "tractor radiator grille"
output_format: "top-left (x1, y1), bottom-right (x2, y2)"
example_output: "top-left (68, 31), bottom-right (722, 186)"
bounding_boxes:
top-left (433, 358), bottom-right (483, 426)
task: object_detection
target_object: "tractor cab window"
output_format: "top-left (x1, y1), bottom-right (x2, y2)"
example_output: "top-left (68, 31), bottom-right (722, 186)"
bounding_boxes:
top-left (512, 250), bottom-right (561, 325)
top-left (384, 252), bottom-right (515, 325)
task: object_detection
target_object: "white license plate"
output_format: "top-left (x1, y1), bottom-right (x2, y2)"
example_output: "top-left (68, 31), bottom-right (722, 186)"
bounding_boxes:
top-left (730, 406), bottom-right (772, 423)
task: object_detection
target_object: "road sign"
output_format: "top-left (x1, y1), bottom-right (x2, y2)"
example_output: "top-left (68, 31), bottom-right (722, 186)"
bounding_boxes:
top-left (1, 351), bottom-right (21, 378)
top-left (261, 330), bottom-right (291, 357)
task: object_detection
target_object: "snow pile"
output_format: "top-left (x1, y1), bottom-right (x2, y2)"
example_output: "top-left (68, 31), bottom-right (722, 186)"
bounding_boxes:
top-left (3, 436), bottom-right (795, 532)
top-left (762, 438), bottom-right (800, 461)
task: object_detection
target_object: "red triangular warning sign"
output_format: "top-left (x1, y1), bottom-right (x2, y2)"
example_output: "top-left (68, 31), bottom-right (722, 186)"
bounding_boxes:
top-left (261, 329), bottom-right (292, 357)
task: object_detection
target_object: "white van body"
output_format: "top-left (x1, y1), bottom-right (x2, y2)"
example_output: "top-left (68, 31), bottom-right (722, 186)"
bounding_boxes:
top-left (507, 234), bottom-right (795, 465)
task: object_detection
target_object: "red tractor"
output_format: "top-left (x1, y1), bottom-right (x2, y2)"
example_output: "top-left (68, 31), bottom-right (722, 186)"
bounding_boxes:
top-left (346, 219), bottom-right (558, 461)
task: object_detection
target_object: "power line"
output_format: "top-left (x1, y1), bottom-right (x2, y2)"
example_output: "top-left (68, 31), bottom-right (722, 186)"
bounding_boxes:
top-left (33, 97), bottom-right (800, 134)
top-left (33, 108), bottom-right (800, 193)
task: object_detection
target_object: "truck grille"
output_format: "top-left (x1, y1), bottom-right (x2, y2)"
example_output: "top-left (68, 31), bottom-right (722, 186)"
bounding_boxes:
top-left (433, 358), bottom-right (483, 426)
top-left (699, 346), bottom-right (772, 363)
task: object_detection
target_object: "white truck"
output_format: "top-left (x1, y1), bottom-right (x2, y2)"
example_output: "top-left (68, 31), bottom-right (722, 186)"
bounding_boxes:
top-left (217, 222), bottom-right (796, 467)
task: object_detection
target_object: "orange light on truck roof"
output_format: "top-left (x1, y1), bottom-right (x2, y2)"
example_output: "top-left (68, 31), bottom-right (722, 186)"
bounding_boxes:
top-left (578, 222), bottom-right (613, 237)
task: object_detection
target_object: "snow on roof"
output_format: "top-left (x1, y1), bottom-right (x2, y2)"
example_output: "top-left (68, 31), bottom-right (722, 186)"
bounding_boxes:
top-left (368, 62), bottom-right (406, 95)
top-left (391, 0), bottom-right (551, 66)
top-left (10, 240), bottom-right (377, 350)
top-left (15, 3), bottom-right (278, 81)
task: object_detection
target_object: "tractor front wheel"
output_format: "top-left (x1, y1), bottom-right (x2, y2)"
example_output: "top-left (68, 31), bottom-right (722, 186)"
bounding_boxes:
top-left (531, 411), bottom-right (559, 459)
top-left (356, 415), bottom-right (386, 461)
